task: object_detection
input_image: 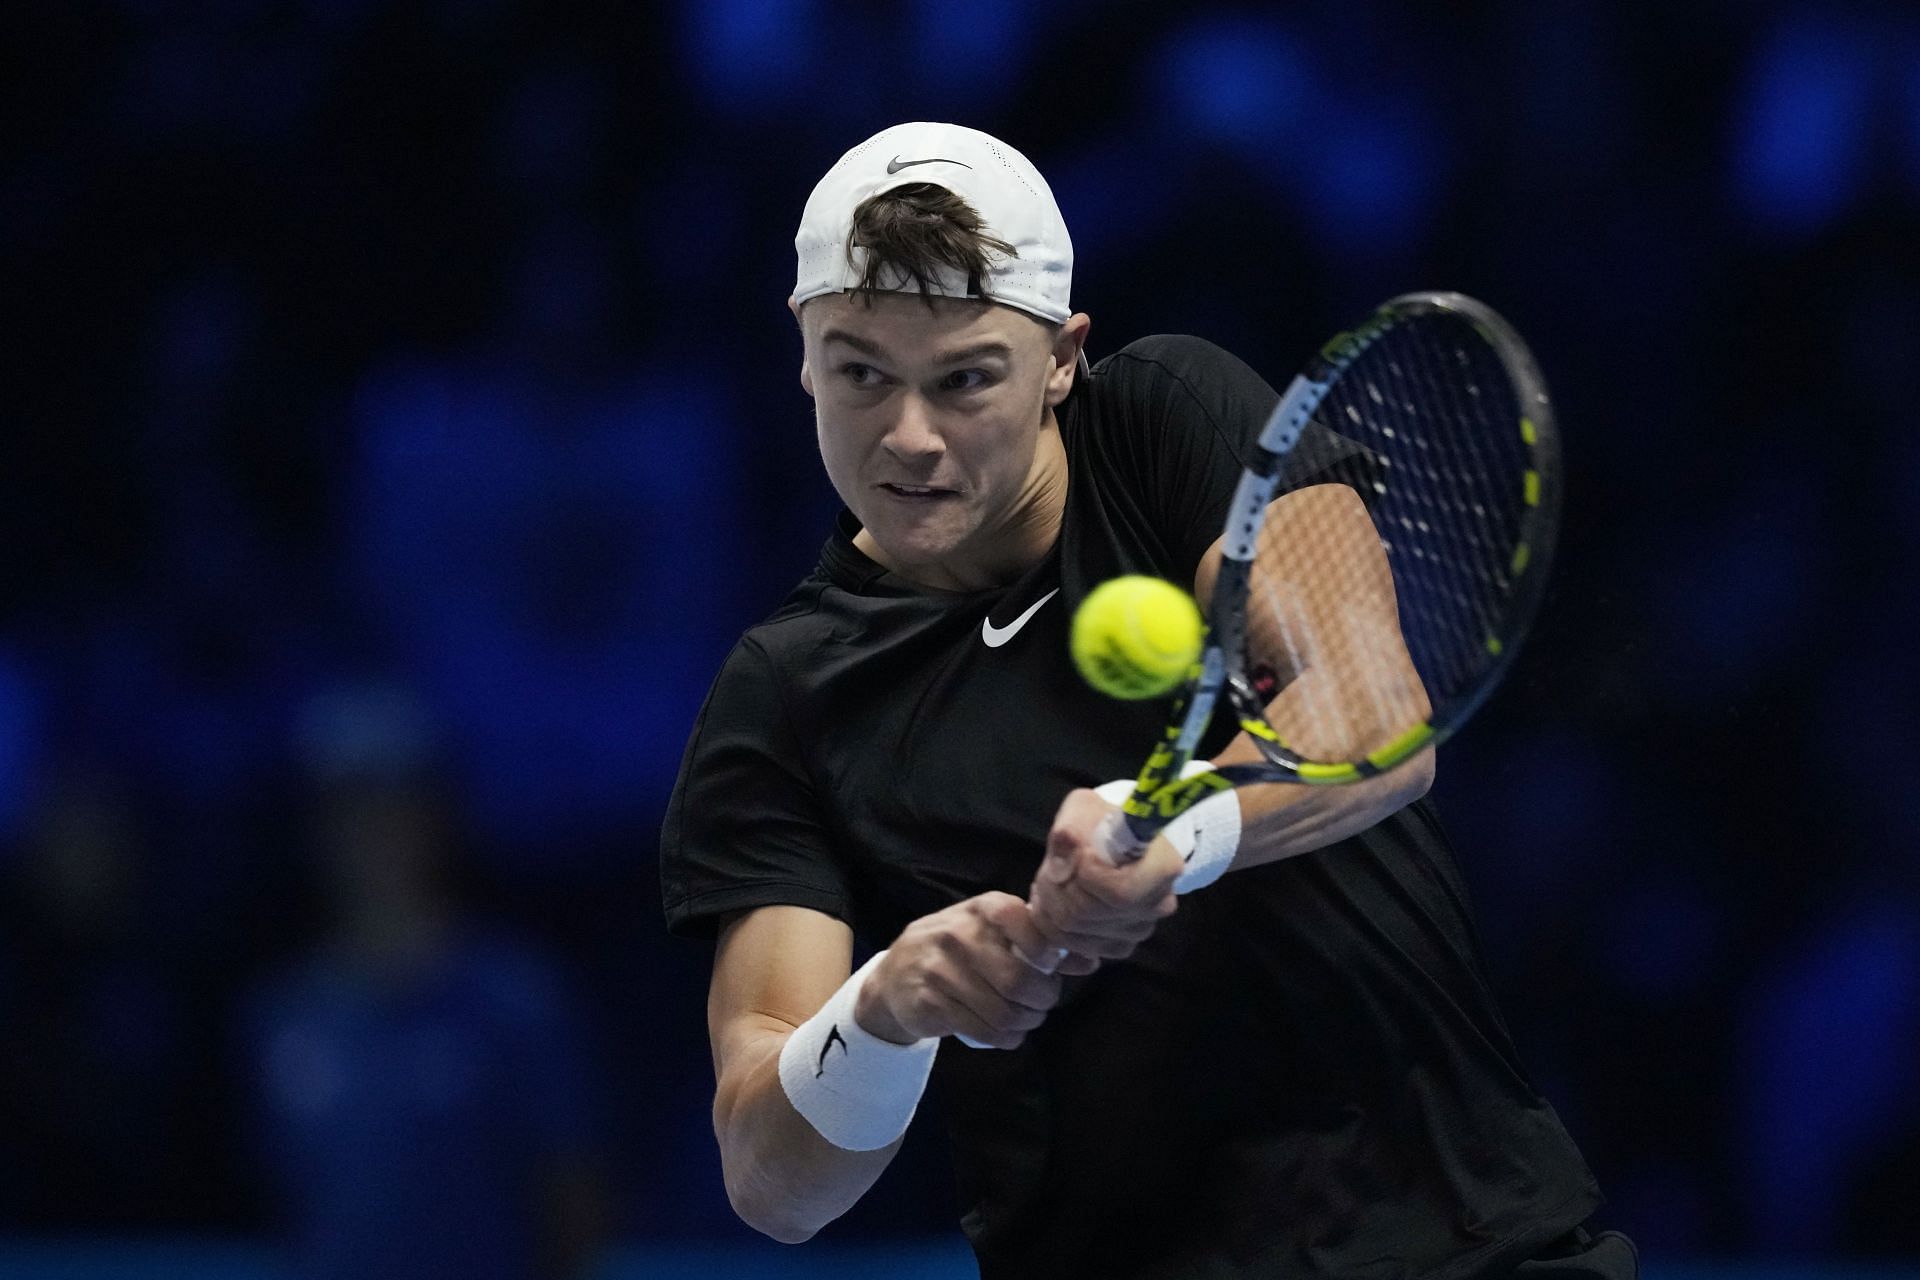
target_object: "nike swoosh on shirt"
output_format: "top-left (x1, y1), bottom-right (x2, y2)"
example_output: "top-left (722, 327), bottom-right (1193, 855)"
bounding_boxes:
top-left (887, 155), bottom-right (973, 174)
top-left (981, 589), bottom-right (1059, 648)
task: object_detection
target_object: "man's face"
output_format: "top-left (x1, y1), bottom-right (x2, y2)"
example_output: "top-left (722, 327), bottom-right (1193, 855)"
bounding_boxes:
top-left (796, 292), bottom-right (1079, 590)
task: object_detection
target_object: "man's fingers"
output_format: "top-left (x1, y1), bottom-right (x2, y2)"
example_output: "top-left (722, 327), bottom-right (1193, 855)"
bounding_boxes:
top-left (1048, 929), bottom-right (1146, 960)
top-left (1053, 950), bottom-right (1102, 977)
top-left (1037, 809), bottom-right (1086, 886)
top-left (927, 967), bottom-right (1046, 1047)
top-left (1050, 914), bottom-right (1159, 948)
top-left (1034, 869), bottom-right (1178, 928)
top-left (996, 906), bottom-right (1069, 978)
top-left (1040, 788), bottom-right (1116, 885)
top-left (990, 954), bottom-right (1063, 1010)
top-left (1019, 943), bottom-right (1071, 975)
top-left (1077, 857), bottom-right (1181, 911)
top-left (978, 895), bottom-right (1069, 984)
top-left (882, 894), bottom-right (1072, 1044)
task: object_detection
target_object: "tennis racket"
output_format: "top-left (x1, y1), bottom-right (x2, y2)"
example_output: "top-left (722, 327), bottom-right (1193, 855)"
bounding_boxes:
top-left (1099, 291), bottom-right (1560, 862)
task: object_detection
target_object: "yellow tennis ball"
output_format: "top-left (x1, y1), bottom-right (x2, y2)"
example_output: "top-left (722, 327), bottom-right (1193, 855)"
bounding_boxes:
top-left (1070, 575), bottom-right (1204, 700)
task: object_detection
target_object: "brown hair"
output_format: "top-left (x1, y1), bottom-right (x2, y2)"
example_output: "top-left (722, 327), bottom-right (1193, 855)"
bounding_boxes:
top-left (845, 183), bottom-right (1017, 307)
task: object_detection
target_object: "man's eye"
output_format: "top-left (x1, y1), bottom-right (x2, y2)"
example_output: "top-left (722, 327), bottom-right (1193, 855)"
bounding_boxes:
top-left (842, 362), bottom-right (881, 386)
top-left (942, 370), bottom-right (989, 392)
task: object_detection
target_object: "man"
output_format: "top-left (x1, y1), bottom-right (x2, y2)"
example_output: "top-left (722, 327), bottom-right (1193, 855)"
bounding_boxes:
top-left (663, 122), bottom-right (1634, 1278)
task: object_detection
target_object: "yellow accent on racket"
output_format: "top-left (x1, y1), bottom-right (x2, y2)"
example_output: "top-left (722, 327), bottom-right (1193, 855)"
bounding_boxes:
top-left (1366, 722), bottom-right (1436, 771)
top-left (1297, 761), bottom-right (1361, 784)
top-left (1240, 717), bottom-right (1280, 742)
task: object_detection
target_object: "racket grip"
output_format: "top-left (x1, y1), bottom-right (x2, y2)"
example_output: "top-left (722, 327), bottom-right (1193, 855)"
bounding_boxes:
top-left (1095, 805), bottom-right (1151, 866)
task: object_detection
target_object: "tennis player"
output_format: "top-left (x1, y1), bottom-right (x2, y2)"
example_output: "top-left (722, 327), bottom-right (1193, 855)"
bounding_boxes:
top-left (662, 122), bottom-right (1635, 1279)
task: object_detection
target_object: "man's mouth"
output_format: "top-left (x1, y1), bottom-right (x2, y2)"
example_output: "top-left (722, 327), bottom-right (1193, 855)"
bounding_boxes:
top-left (879, 483), bottom-right (955, 499)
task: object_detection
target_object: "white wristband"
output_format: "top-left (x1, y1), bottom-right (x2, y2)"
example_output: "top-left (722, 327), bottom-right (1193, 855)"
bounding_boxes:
top-left (777, 951), bottom-right (938, 1151)
top-left (1094, 763), bottom-right (1242, 894)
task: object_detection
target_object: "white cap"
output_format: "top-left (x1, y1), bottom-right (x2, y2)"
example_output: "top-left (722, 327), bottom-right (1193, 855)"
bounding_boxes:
top-left (793, 122), bottom-right (1073, 323)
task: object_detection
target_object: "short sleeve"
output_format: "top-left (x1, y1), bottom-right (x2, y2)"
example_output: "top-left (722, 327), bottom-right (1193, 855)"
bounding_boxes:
top-left (1090, 335), bottom-right (1371, 581)
top-left (660, 635), bottom-right (854, 940)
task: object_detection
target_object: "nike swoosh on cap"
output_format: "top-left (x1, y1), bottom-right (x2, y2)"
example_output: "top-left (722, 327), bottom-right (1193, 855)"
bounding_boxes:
top-left (982, 588), bottom-right (1059, 648)
top-left (887, 155), bottom-right (974, 175)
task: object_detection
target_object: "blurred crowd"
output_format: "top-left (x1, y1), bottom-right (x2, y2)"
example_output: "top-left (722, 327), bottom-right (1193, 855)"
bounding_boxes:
top-left (5, 1), bottom-right (1920, 1274)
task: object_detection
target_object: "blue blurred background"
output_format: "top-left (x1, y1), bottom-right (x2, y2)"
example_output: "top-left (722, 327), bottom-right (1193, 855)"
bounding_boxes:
top-left (5, 0), bottom-right (1920, 1276)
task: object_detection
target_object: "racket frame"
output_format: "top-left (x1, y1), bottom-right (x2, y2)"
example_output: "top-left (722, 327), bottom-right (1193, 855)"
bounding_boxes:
top-left (1109, 292), bottom-right (1559, 852)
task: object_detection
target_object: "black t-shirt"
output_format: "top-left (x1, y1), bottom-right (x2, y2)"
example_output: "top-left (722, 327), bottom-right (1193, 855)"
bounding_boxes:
top-left (662, 336), bottom-right (1602, 1278)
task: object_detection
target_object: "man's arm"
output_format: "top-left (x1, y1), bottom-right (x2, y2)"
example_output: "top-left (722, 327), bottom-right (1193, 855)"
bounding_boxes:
top-left (1031, 483), bottom-right (1431, 941)
top-left (708, 906), bottom-right (890, 1243)
top-left (708, 898), bottom-right (1067, 1243)
top-left (1191, 481), bottom-right (1433, 869)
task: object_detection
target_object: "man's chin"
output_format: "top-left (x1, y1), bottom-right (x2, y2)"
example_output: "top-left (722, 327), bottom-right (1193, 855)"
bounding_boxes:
top-left (864, 503), bottom-right (950, 543)
top-left (881, 536), bottom-right (960, 573)
top-left (861, 520), bottom-right (972, 583)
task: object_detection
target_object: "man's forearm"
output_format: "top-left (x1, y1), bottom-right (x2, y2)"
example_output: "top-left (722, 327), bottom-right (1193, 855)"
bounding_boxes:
top-left (1213, 734), bottom-right (1434, 874)
top-left (713, 1020), bottom-right (902, 1242)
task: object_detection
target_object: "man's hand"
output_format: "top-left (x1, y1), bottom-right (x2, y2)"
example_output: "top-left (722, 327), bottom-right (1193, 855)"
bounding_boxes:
top-left (853, 893), bottom-right (1067, 1050)
top-left (1028, 788), bottom-right (1182, 961)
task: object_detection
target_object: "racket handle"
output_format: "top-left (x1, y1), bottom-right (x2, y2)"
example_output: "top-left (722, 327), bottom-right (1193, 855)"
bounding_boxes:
top-left (1095, 805), bottom-right (1151, 866)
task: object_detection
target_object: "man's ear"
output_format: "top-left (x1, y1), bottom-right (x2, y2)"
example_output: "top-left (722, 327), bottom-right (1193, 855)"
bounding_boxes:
top-left (790, 295), bottom-right (814, 397)
top-left (1044, 312), bottom-right (1092, 408)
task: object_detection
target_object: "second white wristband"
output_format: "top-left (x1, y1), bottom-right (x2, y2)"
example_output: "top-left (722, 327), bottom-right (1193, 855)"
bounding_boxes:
top-left (1094, 763), bottom-right (1242, 894)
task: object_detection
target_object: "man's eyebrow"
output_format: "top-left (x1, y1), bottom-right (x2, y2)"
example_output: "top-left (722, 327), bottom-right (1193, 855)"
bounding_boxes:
top-left (818, 329), bottom-right (1015, 365)
top-left (935, 340), bottom-right (1015, 365)
top-left (819, 328), bottom-right (887, 358)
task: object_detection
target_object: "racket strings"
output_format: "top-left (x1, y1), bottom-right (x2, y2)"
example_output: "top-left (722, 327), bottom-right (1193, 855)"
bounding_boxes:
top-left (1246, 314), bottom-right (1534, 763)
top-left (1398, 331), bottom-right (1514, 684)
top-left (1362, 319), bottom-right (1529, 690)
top-left (1386, 323), bottom-right (1526, 693)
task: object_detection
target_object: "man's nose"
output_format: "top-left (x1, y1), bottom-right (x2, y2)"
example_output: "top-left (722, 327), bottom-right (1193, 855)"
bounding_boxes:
top-left (881, 394), bottom-right (943, 460)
